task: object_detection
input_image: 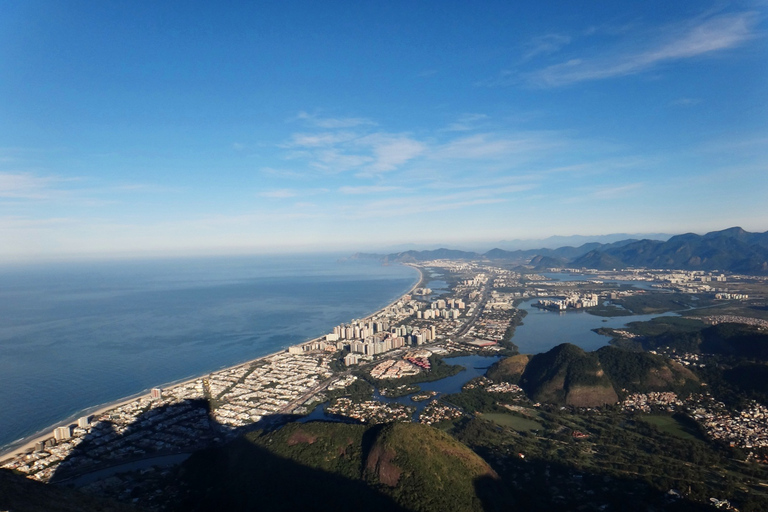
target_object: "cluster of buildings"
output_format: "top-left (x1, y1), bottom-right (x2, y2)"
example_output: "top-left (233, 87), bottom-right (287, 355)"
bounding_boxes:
top-left (715, 293), bottom-right (749, 300)
top-left (688, 395), bottom-right (768, 451)
top-left (621, 392), bottom-right (683, 413)
top-left (209, 352), bottom-right (333, 427)
top-left (536, 293), bottom-right (599, 311)
top-left (2, 380), bottom-right (210, 482)
top-left (461, 273), bottom-right (489, 288)
top-left (486, 382), bottom-right (524, 394)
top-left (410, 390), bottom-right (438, 402)
top-left (1, 350), bottom-right (342, 483)
top-left (656, 350), bottom-right (706, 368)
top-left (370, 358), bottom-right (423, 379)
top-left (702, 315), bottom-right (768, 329)
top-left (486, 291), bottom-right (517, 310)
top-left (619, 390), bottom-right (768, 455)
top-left (327, 374), bottom-right (358, 391)
top-left (326, 398), bottom-right (414, 423)
top-left (418, 400), bottom-right (464, 425)
top-left (491, 269), bottom-right (522, 288)
top-left (290, 295), bottom-right (455, 360)
top-left (466, 308), bottom-right (516, 345)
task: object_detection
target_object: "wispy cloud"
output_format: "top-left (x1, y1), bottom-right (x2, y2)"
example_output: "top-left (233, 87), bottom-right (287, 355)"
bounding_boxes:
top-left (339, 185), bottom-right (402, 195)
top-left (443, 114), bottom-right (490, 132)
top-left (258, 187), bottom-right (329, 199)
top-left (340, 182), bottom-right (539, 219)
top-left (258, 189), bottom-right (299, 199)
top-left (526, 11), bottom-right (758, 87)
top-left (356, 134), bottom-right (426, 176)
top-left (431, 132), bottom-right (565, 160)
top-left (590, 183), bottom-right (644, 199)
top-left (295, 111), bottom-right (376, 129)
top-left (0, 172), bottom-right (76, 199)
top-left (288, 132), bottom-right (359, 148)
top-left (0, 215), bottom-right (75, 228)
top-left (522, 33), bottom-right (572, 61)
top-left (670, 97), bottom-right (702, 107)
top-left (313, 149), bottom-right (374, 173)
top-left (260, 167), bottom-right (311, 180)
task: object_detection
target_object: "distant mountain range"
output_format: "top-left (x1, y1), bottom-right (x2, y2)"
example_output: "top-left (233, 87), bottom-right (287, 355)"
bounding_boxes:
top-left (353, 227), bottom-right (768, 274)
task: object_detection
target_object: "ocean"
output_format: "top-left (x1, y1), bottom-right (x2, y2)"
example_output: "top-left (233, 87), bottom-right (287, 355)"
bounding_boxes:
top-left (0, 254), bottom-right (419, 450)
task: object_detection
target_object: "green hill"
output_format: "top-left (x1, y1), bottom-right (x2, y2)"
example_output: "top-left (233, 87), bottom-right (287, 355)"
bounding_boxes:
top-left (700, 323), bottom-right (768, 360)
top-left (485, 354), bottom-right (530, 383)
top-left (511, 344), bottom-right (700, 406)
top-left (595, 346), bottom-right (700, 397)
top-left (518, 343), bottom-right (618, 407)
top-left (174, 422), bottom-right (506, 512)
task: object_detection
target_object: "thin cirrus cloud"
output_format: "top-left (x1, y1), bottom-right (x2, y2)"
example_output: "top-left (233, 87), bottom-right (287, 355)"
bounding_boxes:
top-left (0, 172), bottom-right (80, 200)
top-left (526, 11), bottom-right (758, 87)
top-left (443, 113), bottom-right (490, 132)
top-left (258, 188), bottom-right (299, 199)
top-left (339, 179), bottom-right (542, 219)
top-left (288, 131), bottom-right (360, 148)
top-left (285, 130), bottom-right (426, 176)
top-left (522, 33), bottom-right (572, 61)
top-left (339, 185), bottom-right (402, 195)
top-left (295, 111), bottom-right (376, 129)
top-left (356, 134), bottom-right (426, 175)
top-left (258, 188), bottom-right (330, 199)
top-left (430, 132), bottom-right (566, 161)
top-left (590, 182), bottom-right (644, 199)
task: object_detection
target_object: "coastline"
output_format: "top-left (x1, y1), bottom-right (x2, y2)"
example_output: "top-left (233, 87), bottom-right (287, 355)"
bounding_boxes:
top-left (0, 263), bottom-right (424, 462)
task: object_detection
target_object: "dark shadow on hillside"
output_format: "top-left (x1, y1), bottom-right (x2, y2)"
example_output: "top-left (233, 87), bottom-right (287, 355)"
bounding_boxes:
top-left (175, 434), bottom-right (409, 512)
top-left (49, 399), bottom-right (217, 484)
top-left (40, 398), bottom-right (406, 510)
top-left (472, 456), bottom-right (717, 512)
top-left (462, 419), bottom-right (752, 512)
top-left (0, 468), bottom-right (140, 512)
top-left (30, 393), bottom-right (767, 512)
top-left (48, 397), bottom-right (347, 484)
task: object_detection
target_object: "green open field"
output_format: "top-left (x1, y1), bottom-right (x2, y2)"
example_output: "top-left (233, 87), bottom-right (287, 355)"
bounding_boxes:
top-left (481, 412), bottom-right (542, 431)
top-left (640, 414), bottom-right (703, 442)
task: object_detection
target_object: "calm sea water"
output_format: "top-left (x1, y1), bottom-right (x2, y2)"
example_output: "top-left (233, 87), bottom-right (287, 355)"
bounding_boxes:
top-left (0, 254), bottom-right (419, 449)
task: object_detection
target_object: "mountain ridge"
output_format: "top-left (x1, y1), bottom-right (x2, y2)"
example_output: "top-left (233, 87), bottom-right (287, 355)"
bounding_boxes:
top-left (353, 227), bottom-right (768, 274)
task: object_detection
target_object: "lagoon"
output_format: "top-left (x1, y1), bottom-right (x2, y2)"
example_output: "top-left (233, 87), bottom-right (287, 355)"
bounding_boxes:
top-left (512, 299), bottom-right (676, 354)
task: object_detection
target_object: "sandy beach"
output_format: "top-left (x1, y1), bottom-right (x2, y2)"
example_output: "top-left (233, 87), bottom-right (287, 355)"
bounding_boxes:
top-left (0, 263), bottom-right (424, 462)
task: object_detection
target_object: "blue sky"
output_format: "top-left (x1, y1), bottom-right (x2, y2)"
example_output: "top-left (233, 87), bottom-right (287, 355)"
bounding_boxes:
top-left (1, 1), bottom-right (766, 260)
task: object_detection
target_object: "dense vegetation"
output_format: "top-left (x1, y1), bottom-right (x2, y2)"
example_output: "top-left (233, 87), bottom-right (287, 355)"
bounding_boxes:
top-left (595, 346), bottom-right (700, 398)
top-left (173, 422), bottom-right (507, 512)
top-left (518, 344), bottom-right (618, 406)
top-left (599, 318), bottom-right (768, 355)
top-left (614, 293), bottom-right (709, 315)
top-left (449, 411), bottom-right (768, 511)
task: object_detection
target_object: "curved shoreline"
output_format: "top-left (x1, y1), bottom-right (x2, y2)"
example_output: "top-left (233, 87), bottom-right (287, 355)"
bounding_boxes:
top-left (0, 263), bottom-right (424, 461)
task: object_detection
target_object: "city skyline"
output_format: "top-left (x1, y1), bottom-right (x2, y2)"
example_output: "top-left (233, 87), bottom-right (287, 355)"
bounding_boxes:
top-left (1, 1), bottom-right (766, 261)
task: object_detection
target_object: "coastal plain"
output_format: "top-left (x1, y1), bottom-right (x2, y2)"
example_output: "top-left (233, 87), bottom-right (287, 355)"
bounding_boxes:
top-left (4, 248), bottom-right (768, 511)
